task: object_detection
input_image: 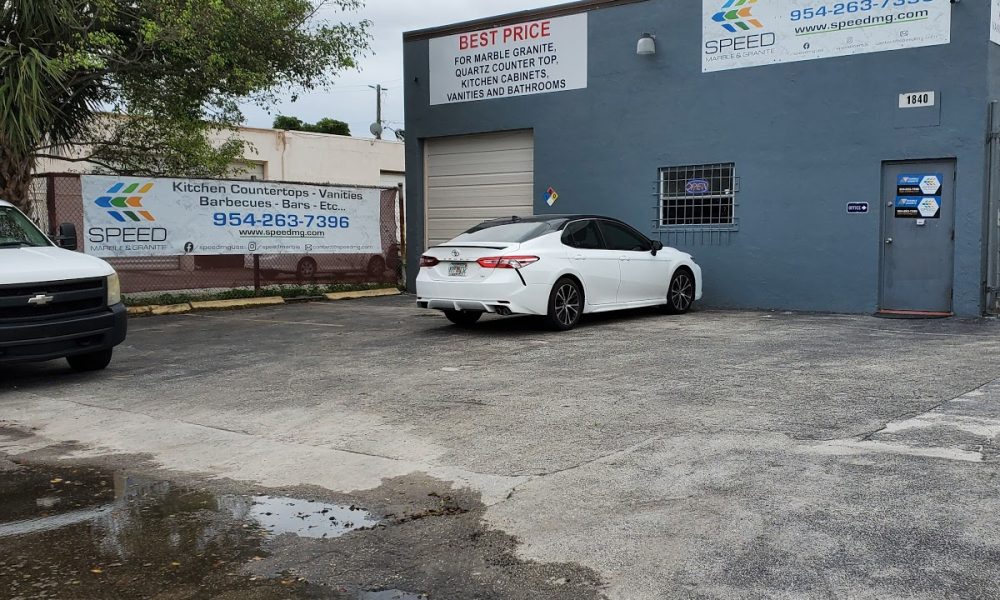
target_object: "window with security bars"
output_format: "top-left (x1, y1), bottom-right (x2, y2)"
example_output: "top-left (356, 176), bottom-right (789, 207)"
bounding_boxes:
top-left (659, 163), bottom-right (736, 227)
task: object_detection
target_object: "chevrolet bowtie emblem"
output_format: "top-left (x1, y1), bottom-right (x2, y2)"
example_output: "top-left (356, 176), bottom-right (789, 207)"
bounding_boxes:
top-left (27, 294), bottom-right (54, 306)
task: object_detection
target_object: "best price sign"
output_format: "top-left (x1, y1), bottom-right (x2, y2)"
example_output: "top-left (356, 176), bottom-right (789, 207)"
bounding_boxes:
top-left (428, 13), bottom-right (588, 105)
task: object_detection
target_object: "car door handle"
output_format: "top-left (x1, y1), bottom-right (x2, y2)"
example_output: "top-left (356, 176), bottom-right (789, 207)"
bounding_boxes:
top-left (885, 238), bottom-right (893, 245)
top-left (620, 255), bottom-right (630, 261)
top-left (572, 254), bottom-right (585, 261)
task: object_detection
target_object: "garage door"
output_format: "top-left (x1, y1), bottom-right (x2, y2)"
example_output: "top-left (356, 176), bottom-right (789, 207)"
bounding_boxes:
top-left (424, 131), bottom-right (534, 247)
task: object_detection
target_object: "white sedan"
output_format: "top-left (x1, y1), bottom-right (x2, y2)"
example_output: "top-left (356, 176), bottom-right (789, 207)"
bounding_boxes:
top-left (416, 215), bottom-right (702, 330)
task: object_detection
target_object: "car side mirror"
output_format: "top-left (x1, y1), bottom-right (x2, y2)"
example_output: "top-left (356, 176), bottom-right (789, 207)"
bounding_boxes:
top-left (651, 240), bottom-right (664, 255)
top-left (56, 223), bottom-right (78, 251)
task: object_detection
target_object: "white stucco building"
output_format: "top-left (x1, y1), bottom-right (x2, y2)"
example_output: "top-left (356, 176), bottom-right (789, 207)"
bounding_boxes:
top-left (224, 127), bottom-right (406, 189)
top-left (31, 124), bottom-right (404, 237)
top-left (34, 125), bottom-right (405, 187)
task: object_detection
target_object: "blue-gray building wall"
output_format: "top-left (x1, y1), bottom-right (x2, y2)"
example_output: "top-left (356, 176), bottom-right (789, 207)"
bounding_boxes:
top-left (405, 1), bottom-right (993, 316)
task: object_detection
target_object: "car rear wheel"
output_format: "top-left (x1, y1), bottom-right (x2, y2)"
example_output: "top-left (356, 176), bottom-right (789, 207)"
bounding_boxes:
top-left (546, 278), bottom-right (583, 331)
top-left (367, 256), bottom-right (386, 279)
top-left (67, 349), bottom-right (113, 372)
top-left (444, 310), bottom-right (482, 327)
top-left (296, 257), bottom-right (317, 280)
top-left (664, 268), bottom-right (695, 314)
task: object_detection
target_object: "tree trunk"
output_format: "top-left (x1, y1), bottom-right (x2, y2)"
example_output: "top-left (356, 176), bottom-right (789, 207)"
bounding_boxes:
top-left (0, 148), bottom-right (37, 221)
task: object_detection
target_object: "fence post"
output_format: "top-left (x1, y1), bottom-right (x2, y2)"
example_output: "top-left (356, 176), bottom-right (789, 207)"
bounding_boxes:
top-left (45, 174), bottom-right (57, 235)
top-left (253, 255), bottom-right (261, 292)
top-left (397, 183), bottom-right (406, 287)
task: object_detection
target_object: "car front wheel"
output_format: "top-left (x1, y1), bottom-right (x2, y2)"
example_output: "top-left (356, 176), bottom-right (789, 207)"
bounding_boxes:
top-left (664, 269), bottom-right (695, 314)
top-left (444, 310), bottom-right (482, 327)
top-left (67, 349), bottom-right (113, 372)
top-left (546, 278), bottom-right (583, 331)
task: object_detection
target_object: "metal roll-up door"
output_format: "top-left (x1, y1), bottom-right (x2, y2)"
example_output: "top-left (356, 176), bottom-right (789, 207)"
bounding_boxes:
top-left (424, 131), bottom-right (534, 247)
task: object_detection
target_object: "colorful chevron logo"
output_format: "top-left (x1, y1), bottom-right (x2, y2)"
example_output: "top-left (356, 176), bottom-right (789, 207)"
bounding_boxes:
top-left (713, 0), bottom-right (763, 33)
top-left (95, 182), bottom-right (156, 222)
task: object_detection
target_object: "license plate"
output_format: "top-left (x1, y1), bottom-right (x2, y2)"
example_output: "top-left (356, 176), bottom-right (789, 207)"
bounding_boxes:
top-left (448, 263), bottom-right (467, 277)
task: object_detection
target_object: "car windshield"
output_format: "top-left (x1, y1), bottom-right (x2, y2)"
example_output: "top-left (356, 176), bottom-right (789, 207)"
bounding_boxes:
top-left (0, 206), bottom-right (51, 248)
top-left (450, 221), bottom-right (554, 244)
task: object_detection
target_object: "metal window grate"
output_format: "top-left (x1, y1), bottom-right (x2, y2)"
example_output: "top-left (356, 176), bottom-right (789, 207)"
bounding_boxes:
top-left (659, 163), bottom-right (736, 227)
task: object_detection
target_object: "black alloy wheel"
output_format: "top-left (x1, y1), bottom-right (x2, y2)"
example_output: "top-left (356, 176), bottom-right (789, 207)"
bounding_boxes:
top-left (665, 269), bottom-right (695, 314)
top-left (546, 278), bottom-right (583, 331)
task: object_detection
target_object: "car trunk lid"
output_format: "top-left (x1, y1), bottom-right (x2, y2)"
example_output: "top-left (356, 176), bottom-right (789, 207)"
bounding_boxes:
top-left (423, 243), bottom-right (519, 280)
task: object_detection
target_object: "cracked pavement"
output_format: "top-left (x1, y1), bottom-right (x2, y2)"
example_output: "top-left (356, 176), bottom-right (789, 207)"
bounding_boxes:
top-left (3, 296), bottom-right (1000, 599)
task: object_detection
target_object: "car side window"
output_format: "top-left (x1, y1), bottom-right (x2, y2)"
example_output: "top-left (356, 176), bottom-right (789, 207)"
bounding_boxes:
top-left (598, 221), bottom-right (652, 252)
top-left (561, 220), bottom-right (605, 250)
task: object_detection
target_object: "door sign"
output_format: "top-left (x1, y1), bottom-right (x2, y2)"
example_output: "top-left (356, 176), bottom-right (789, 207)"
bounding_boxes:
top-left (895, 173), bottom-right (943, 219)
top-left (847, 202), bottom-right (869, 214)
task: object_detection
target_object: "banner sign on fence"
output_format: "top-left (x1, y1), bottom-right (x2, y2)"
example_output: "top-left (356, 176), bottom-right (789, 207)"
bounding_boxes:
top-left (993, 0), bottom-right (1000, 46)
top-left (702, 0), bottom-right (951, 73)
top-left (428, 12), bottom-right (588, 105)
top-left (81, 176), bottom-right (383, 258)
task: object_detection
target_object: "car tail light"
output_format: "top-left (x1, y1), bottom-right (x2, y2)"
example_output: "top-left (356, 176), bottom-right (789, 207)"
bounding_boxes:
top-left (420, 256), bottom-right (440, 268)
top-left (476, 256), bottom-right (540, 269)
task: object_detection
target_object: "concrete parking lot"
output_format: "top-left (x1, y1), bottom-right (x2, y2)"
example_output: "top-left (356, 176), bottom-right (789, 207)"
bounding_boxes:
top-left (3, 296), bottom-right (1000, 599)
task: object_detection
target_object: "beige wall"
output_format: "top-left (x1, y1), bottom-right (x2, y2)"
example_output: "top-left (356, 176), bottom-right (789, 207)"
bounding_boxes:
top-left (234, 127), bottom-right (404, 186)
top-left (35, 126), bottom-right (405, 187)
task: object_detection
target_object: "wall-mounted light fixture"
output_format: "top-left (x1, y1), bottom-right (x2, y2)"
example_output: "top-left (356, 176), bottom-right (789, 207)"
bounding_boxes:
top-left (637, 33), bottom-right (656, 56)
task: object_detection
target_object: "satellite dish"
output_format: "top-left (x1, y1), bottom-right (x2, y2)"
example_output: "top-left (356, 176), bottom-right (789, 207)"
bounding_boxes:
top-left (369, 122), bottom-right (384, 137)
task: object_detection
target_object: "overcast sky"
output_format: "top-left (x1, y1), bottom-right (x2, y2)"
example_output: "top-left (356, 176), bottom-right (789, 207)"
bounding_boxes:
top-left (240, 0), bottom-right (556, 138)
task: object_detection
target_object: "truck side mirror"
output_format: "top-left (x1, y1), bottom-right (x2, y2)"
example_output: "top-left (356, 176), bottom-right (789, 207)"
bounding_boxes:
top-left (56, 223), bottom-right (78, 251)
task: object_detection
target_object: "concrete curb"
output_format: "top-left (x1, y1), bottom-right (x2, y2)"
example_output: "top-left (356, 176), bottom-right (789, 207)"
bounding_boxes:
top-left (325, 289), bottom-right (402, 301)
top-left (190, 297), bottom-right (285, 311)
top-left (127, 289), bottom-right (400, 317)
top-left (150, 303), bottom-right (193, 316)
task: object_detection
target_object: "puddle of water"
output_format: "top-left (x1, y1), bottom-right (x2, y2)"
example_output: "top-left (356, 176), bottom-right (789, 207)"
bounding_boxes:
top-left (0, 462), bottom-right (382, 599)
top-left (247, 496), bottom-right (380, 539)
top-left (359, 591), bottom-right (428, 600)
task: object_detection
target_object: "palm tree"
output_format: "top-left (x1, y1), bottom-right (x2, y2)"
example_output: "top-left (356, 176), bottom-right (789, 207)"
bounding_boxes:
top-left (0, 0), bottom-right (106, 218)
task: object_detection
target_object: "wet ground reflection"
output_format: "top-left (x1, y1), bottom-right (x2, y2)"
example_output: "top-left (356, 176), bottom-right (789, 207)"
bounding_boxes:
top-left (0, 463), bottom-right (410, 599)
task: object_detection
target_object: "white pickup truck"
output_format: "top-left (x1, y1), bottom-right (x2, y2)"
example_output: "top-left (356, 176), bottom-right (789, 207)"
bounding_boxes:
top-left (0, 199), bottom-right (127, 371)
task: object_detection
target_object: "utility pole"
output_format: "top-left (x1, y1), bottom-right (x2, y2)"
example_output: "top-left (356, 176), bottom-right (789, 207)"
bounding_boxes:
top-left (369, 84), bottom-right (385, 140)
top-left (376, 84), bottom-right (382, 140)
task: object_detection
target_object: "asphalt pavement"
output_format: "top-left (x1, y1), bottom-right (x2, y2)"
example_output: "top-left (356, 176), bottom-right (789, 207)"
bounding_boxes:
top-left (3, 297), bottom-right (1000, 599)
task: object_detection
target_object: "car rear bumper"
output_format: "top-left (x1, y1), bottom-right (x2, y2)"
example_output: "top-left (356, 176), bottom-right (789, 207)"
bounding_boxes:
top-left (0, 303), bottom-right (128, 364)
top-left (416, 275), bottom-right (550, 316)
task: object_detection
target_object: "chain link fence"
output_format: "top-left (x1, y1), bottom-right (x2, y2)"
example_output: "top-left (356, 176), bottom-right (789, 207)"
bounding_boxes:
top-left (36, 173), bottom-right (404, 296)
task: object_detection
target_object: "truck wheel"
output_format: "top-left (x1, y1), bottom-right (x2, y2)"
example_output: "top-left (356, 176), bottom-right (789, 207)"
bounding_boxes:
top-left (67, 349), bottom-right (113, 372)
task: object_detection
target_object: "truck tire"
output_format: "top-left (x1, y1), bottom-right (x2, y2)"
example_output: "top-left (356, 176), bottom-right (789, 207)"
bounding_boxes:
top-left (67, 349), bottom-right (113, 372)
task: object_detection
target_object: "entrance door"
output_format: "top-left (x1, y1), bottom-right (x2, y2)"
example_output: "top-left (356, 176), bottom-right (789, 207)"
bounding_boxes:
top-left (879, 160), bottom-right (956, 315)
